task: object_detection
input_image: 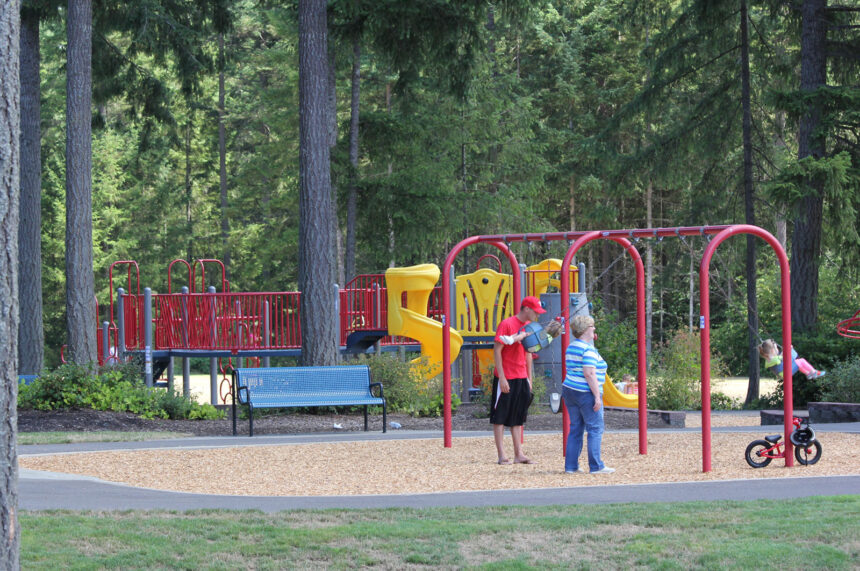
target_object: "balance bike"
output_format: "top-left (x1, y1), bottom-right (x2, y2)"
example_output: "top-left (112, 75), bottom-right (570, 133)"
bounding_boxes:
top-left (744, 416), bottom-right (822, 468)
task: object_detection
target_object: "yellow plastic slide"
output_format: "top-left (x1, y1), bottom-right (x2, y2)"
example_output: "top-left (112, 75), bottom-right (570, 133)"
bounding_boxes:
top-left (385, 264), bottom-right (463, 380)
top-left (602, 373), bottom-right (638, 408)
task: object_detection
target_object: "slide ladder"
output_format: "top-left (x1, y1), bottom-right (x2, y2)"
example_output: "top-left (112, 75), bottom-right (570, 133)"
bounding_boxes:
top-left (385, 264), bottom-right (463, 380)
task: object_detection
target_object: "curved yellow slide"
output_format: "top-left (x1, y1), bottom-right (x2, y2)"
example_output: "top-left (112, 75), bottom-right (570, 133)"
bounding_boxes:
top-left (602, 373), bottom-right (638, 408)
top-left (385, 264), bottom-right (463, 380)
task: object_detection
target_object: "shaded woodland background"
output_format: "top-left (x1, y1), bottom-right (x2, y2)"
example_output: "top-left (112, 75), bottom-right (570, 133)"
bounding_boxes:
top-left (16, 0), bottom-right (860, 384)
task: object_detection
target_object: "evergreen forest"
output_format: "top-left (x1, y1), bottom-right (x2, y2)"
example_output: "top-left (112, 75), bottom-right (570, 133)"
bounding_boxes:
top-left (17, 0), bottom-right (860, 394)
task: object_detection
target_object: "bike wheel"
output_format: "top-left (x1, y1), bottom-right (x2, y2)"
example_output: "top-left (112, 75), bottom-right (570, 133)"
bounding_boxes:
top-left (794, 440), bottom-right (822, 465)
top-left (745, 440), bottom-right (774, 468)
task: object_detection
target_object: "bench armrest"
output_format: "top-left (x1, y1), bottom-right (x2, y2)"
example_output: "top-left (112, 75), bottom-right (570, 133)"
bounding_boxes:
top-left (236, 385), bottom-right (250, 405)
top-left (369, 382), bottom-right (384, 399)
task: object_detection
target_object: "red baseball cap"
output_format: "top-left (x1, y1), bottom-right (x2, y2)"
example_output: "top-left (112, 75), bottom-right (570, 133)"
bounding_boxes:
top-left (521, 296), bottom-right (546, 314)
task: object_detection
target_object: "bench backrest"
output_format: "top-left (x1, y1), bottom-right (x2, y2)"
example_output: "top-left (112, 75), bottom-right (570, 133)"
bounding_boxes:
top-left (234, 365), bottom-right (374, 401)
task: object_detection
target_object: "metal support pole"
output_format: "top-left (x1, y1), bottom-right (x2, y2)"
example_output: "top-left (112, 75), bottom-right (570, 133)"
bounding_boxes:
top-left (144, 287), bottom-right (153, 387)
top-left (518, 263), bottom-right (527, 302)
top-left (236, 300), bottom-right (243, 367)
top-left (183, 356), bottom-right (191, 398)
top-left (117, 288), bottom-right (126, 361)
top-left (210, 357), bottom-right (218, 406)
top-left (167, 358), bottom-right (174, 393)
top-left (209, 285), bottom-right (218, 405)
top-left (263, 300), bottom-right (271, 368)
top-left (180, 286), bottom-right (190, 397)
top-left (578, 262), bottom-right (586, 293)
top-left (101, 321), bottom-right (109, 366)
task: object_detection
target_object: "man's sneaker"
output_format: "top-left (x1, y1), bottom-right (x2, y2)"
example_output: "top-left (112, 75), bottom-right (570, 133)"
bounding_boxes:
top-left (565, 468), bottom-right (585, 474)
top-left (591, 467), bottom-right (615, 474)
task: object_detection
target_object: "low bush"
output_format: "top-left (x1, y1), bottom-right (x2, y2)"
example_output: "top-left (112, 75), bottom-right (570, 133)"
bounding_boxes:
top-left (820, 354), bottom-right (860, 403)
top-left (18, 362), bottom-right (223, 420)
top-left (647, 328), bottom-right (729, 410)
top-left (710, 391), bottom-right (741, 411)
top-left (757, 372), bottom-right (825, 409)
top-left (358, 354), bottom-right (460, 417)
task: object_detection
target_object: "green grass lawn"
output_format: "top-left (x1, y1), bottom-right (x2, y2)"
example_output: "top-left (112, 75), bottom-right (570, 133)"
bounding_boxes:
top-left (18, 431), bottom-right (193, 445)
top-left (20, 496), bottom-right (859, 569)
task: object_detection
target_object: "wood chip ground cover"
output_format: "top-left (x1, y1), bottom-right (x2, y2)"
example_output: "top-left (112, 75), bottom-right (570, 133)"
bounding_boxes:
top-left (20, 430), bottom-right (860, 497)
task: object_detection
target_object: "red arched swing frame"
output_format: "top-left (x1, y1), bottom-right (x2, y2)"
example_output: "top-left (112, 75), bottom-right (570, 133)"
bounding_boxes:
top-left (440, 224), bottom-right (794, 472)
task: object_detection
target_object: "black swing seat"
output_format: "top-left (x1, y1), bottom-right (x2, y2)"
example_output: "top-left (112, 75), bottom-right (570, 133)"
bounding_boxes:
top-left (765, 434), bottom-right (782, 444)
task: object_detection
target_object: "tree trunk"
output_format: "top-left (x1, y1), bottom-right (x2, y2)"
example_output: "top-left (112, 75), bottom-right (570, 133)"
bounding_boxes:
top-left (741, 0), bottom-right (760, 405)
top-left (185, 117), bottom-right (193, 264)
top-left (791, 0), bottom-right (827, 332)
top-left (568, 175), bottom-right (575, 232)
top-left (645, 180), bottom-right (653, 355)
top-left (688, 245), bottom-right (695, 332)
top-left (327, 43), bottom-right (343, 289)
top-left (18, 9), bottom-right (43, 375)
top-left (65, 0), bottom-right (97, 365)
top-left (0, 1), bottom-right (21, 565)
top-left (298, 0), bottom-right (338, 365)
top-left (345, 34), bottom-right (360, 284)
top-left (601, 241), bottom-right (610, 310)
top-left (385, 81), bottom-right (395, 267)
top-left (218, 33), bottom-right (230, 279)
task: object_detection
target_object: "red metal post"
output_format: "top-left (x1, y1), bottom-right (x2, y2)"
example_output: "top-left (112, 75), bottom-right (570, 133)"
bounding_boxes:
top-left (560, 232), bottom-right (648, 455)
top-left (442, 238), bottom-right (522, 447)
top-left (699, 224), bottom-right (792, 471)
top-left (108, 261), bottom-right (140, 355)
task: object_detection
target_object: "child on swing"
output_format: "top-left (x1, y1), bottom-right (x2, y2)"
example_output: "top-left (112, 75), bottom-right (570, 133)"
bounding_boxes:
top-left (758, 339), bottom-right (825, 379)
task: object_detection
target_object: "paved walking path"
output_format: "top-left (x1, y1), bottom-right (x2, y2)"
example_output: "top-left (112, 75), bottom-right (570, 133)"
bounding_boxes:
top-left (19, 423), bottom-right (860, 511)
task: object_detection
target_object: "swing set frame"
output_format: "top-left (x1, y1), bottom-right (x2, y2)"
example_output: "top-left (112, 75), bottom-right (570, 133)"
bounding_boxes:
top-left (440, 224), bottom-right (795, 472)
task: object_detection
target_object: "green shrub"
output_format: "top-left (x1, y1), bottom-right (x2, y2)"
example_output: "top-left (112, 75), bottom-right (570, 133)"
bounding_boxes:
top-left (710, 391), bottom-right (741, 411)
top-left (757, 372), bottom-right (825, 409)
top-left (18, 363), bottom-right (100, 410)
top-left (647, 328), bottom-right (729, 410)
top-left (820, 355), bottom-right (860, 403)
top-left (358, 353), bottom-right (460, 417)
top-left (589, 306), bottom-right (638, 374)
top-left (17, 363), bottom-right (224, 420)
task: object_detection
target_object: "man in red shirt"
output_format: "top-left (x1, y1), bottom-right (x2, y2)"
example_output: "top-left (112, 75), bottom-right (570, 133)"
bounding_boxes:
top-left (491, 295), bottom-right (545, 465)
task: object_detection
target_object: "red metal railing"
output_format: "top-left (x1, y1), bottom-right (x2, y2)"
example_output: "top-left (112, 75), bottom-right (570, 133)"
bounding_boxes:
top-left (152, 292), bottom-right (302, 350)
top-left (114, 273), bottom-right (515, 353)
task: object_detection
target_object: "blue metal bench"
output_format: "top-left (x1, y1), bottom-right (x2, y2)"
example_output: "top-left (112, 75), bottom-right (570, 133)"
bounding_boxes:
top-left (18, 375), bottom-right (38, 385)
top-left (231, 365), bottom-right (386, 436)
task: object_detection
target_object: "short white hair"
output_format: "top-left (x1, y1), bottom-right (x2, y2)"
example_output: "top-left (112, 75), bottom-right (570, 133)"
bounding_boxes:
top-left (570, 315), bottom-right (595, 337)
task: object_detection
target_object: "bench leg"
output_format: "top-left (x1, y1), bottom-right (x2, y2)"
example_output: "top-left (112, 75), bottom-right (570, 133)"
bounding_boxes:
top-left (249, 404), bottom-right (254, 437)
top-left (232, 389), bottom-right (237, 436)
top-left (382, 402), bottom-right (387, 433)
top-left (364, 406), bottom-right (368, 431)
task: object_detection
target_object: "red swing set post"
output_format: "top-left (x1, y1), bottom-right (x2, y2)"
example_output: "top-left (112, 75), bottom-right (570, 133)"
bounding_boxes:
top-left (440, 224), bottom-right (794, 473)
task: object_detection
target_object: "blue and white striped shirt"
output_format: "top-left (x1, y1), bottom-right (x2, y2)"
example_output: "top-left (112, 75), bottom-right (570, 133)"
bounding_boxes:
top-left (563, 338), bottom-right (607, 392)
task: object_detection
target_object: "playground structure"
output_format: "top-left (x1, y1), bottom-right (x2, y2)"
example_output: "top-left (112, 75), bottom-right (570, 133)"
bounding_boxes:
top-left (97, 224), bottom-right (798, 473)
top-left (438, 225), bottom-right (796, 473)
top-left (837, 309), bottom-right (860, 339)
top-left (99, 254), bottom-right (607, 410)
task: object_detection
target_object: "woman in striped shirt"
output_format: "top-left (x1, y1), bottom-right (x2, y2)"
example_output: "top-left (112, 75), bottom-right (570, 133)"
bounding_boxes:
top-left (562, 314), bottom-right (614, 474)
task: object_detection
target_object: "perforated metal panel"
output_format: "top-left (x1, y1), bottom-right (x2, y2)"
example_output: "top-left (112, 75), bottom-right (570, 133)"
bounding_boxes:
top-left (234, 365), bottom-right (383, 408)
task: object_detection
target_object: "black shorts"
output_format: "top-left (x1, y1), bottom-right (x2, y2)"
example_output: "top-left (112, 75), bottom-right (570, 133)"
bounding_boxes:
top-left (489, 377), bottom-right (533, 427)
